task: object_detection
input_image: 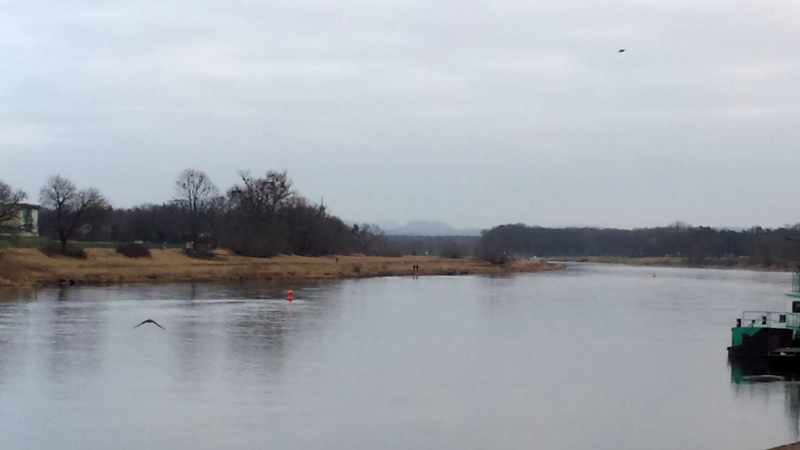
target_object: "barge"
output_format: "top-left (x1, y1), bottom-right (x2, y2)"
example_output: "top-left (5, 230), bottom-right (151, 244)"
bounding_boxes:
top-left (728, 271), bottom-right (800, 369)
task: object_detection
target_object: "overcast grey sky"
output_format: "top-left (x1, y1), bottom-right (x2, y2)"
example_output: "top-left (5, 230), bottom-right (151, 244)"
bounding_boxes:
top-left (2, 0), bottom-right (800, 229)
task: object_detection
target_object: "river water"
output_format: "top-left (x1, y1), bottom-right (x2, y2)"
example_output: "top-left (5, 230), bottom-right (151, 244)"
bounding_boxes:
top-left (0, 264), bottom-right (797, 450)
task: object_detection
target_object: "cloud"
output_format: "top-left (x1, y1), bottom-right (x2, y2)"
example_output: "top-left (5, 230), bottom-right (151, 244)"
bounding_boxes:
top-left (1, 0), bottom-right (800, 228)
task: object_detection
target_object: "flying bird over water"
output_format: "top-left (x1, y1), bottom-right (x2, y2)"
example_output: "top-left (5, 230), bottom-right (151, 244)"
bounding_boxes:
top-left (618, 49), bottom-right (625, 53)
top-left (134, 319), bottom-right (165, 330)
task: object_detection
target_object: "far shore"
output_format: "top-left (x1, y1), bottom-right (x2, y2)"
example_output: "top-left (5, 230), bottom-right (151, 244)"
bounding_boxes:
top-left (0, 248), bottom-right (564, 289)
top-left (547, 255), bottom-right (796, 272)
top-left (767, 443), bottom-right (800, 450)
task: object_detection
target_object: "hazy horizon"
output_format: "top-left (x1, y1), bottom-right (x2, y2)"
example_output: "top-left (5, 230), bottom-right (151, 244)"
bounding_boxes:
top-left (3, 0), bottom-right (800, 230)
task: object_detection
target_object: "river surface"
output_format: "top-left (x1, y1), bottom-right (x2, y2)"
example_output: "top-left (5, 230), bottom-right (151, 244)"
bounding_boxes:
top-left (0, 264), bottom-right (798, 450)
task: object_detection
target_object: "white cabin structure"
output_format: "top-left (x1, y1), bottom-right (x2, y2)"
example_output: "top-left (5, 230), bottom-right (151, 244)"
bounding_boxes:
top-left (1, 203), bottom-right (40, 236)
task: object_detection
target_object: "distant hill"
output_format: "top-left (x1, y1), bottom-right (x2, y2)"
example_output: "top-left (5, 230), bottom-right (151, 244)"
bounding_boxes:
top-left (385, 221), bottom-right (481, 237)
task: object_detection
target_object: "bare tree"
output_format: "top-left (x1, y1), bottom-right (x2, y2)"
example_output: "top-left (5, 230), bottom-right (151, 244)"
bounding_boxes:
top-left (173, 169), bottom-right (219, 244)
top-left (228, 171), bottom-right (294, 219)
top-left (0, 181), bottom-right (28, 235)
top-left (218, 171), bottom-right (297, 257)
top-left (351, 223), bottom-right (391, 256)
top-left (39, 175), bottom-right (109, 254)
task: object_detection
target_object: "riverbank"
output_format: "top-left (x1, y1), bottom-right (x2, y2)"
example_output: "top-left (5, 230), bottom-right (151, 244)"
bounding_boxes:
top-left (0, 248), bottom-right (564, 288)
top-left (767, 443), bottom-right (800, 450)
top-left (548, 256), bottom-right (793, 271)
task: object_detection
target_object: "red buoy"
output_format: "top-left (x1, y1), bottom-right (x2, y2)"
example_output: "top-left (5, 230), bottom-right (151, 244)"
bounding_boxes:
top-left (287, 289), bottom-right (294, 302)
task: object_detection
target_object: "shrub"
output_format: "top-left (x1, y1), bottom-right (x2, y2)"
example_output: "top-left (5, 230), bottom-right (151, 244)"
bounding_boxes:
top-left (440, 239), bottom-right (464, 259)
top-left (184, 248), bottom-right (214, 260)
top-left (116, 243), bottom-right (151, 258)
top-left (183, 241), bottom-right (214, 260)
top-left (41, 242), bottom-right (87, 259)
top-left (479, 248), bottom-right (510, 265)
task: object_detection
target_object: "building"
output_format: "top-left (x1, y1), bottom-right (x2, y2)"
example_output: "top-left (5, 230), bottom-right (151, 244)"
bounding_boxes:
top-left (0, 203), bottom-right (40, 236)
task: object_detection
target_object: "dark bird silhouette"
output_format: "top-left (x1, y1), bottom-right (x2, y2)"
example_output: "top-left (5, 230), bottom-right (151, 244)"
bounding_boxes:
top-left (134, 319), bottom-right (165, 330)
top-left (618, 49), bottom-right (625, 53)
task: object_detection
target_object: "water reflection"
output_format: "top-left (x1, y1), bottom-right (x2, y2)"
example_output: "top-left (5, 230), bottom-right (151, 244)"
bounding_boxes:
top-left (0, 289), bottom-right (37, 303)
top-left (172, 306), bottom-right (212, 384)
top-left (224, 302), bottom-right (291, 383)
top-left (0, 298), bottom-right (30, 384)
top-left (729, 358), bottom-right (788, 384)
top-left (730, 358), bottom-right (800, 443)
top-left (3, 268), bottom-right (800, 450)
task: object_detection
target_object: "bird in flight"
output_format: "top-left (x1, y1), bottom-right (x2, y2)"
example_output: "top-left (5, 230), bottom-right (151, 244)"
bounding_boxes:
top-left (618, 49), bottom-right (625, 53)
top-left (134, 319), bottom-right (165, 330)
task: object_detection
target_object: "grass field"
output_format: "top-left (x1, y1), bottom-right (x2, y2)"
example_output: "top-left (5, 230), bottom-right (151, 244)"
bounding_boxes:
top-left (0, 236), bottom-right (183, 250)
top-left (0, 236), bottom-right (51, 249)
top-left (0, 248), bottom-right (564, 288)
top-left (546, 255), bottom-right (794, 271)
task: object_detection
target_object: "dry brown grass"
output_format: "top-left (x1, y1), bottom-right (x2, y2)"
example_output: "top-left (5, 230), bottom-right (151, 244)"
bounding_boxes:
top-left (766, 443), bottom-right (800, 450)
top-left (549, 256), bottom-right (686, 266)
top-left (547, 255), bottom-right (796, 271)
top-left (0, 248), bottom-right (564, 288)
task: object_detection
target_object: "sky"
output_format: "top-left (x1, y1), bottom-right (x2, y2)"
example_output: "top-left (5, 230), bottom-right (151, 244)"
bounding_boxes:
top-left (2, 0), bottom-right (800, 230)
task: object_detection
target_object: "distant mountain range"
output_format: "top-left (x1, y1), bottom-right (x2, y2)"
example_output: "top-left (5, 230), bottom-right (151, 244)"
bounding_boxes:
top-left (382, 221), bottom-right (482, 237)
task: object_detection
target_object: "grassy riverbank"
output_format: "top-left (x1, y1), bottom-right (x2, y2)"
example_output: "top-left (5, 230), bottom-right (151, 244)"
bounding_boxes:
top-left (0, 248), bottom-right (564, 288)
top-left (548, 256), bottom-right (794, 271)
top-left (549, 256), bottom-right (685, 266)
top-left (767, 443), bottom-right (800, 450)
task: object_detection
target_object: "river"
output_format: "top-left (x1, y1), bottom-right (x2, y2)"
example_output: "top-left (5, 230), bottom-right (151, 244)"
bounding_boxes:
top-left (0, 264), bottom-right (796, 450)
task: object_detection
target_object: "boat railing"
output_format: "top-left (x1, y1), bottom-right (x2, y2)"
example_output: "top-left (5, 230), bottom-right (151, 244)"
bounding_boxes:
top-left (740, 311), bottom-right (800, 328)
top-left (794, 271), bottom-right (800, 294)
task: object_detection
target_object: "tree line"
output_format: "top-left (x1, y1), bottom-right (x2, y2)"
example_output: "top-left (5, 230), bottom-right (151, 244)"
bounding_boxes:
top-left (7, 173), bottom-right (800, 266)
top-left (478, 223), bottom-right (800, 268)
top-left (1, 170), bottom-right (391, 258)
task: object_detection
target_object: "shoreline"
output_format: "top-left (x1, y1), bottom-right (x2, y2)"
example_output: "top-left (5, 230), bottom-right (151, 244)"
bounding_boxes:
top-left (768, 443), bottom-right (800, 450)
top-left (0, 248), bottom-right (564, 289)
top-left (548, 256), bottom-right (795, 272)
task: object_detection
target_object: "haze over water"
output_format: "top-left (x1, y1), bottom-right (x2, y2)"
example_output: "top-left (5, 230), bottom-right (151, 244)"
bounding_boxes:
top-left (1, 265), bottom-right (798, 450)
